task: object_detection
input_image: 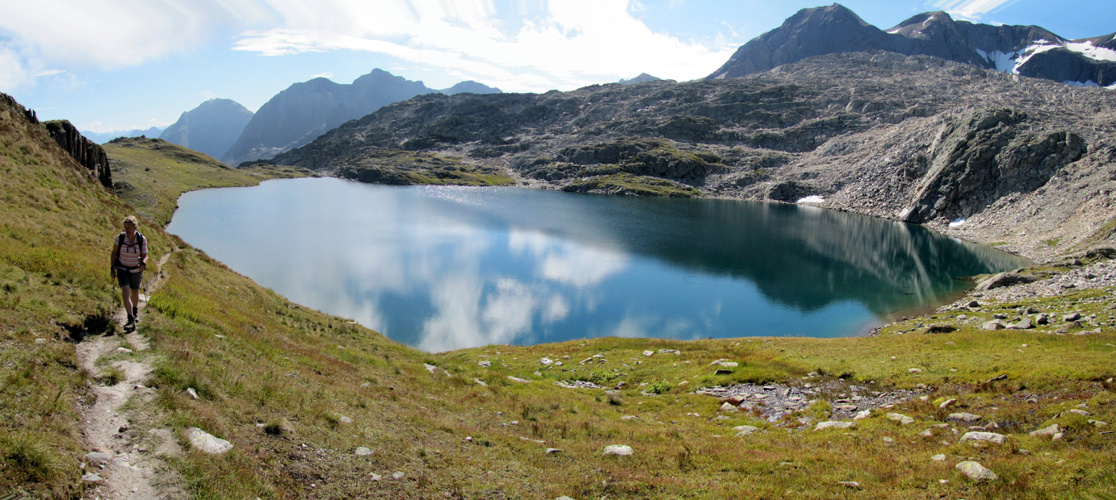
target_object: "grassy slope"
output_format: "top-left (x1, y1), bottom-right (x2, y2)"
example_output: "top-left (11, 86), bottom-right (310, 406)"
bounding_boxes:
top-left (1, 92), bottom-right (1114, 498)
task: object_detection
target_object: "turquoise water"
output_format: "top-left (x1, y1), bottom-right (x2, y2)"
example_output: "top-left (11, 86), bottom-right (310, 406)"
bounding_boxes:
top-left (167, 177), bottom-right (1027, 351)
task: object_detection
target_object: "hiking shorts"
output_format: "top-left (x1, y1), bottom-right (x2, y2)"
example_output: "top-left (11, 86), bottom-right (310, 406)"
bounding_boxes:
top-left (117, 270), bottom-right (142, 289)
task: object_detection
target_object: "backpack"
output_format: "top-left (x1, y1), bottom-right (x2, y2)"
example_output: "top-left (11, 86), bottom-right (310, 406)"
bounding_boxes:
top-left (114, 231), bottom-right (146, 270)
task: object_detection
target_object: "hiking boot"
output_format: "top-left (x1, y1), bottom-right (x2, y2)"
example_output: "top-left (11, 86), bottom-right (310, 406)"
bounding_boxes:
top-left (125, 315), bottom-right (135, 329)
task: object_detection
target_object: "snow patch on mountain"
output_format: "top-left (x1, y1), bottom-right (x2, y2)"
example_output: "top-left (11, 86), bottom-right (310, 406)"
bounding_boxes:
top-left (1065, 41), bottom-right (1116, 62)
top-left (976, 48), bottom-right (1022, 73)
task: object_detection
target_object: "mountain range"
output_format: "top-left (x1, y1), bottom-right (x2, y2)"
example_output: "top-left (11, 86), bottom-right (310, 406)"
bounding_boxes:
top-left (222, 70), bottom-right (502, 166)
top-left (159, 98), bottom-right (253, 161)
top-left (707, 4), bottom-right (1116, 88)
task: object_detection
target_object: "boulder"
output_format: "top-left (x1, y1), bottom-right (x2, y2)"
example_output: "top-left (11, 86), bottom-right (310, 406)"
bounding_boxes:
top-left (960, 431), bottom-right (1006, 444)
top-left (603, 445), bottom-right (634, 456)
top-left (886, 413), bottom-right (915, 425)
top-left (815, 421), bottom-right (855, 431)
top-left (976, 272), bottom-right (1039, 291)
top-left (956, 461), bottom-right (998, 482)
top-left (982, 319), bottom-right (1007, 330)
top-left (186, 427), bottom-right (233, 454)
top-left (948, 412), bottom-right (982, 423)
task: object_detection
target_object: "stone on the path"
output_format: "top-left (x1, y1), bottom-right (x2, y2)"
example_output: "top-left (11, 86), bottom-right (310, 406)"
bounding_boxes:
top-left (186, 427), bottom-right (233, 454)
top-left (948, 412), bottom-right (981, 423)
top-left (931, 454), bottom-right (946, 461)
top-left (886, 413), bottom-right (915, 425)
top-left (956, 461), bottom-right (998, 482)
top-left (1029, 424), bottom-right (1060, 437)
top-left (355, 447), bottom-right (373, 456)
top-left (603, 445), bottom-right (633, 456)
top-left (82, 473), bottom-right (104, 484)
top-left (982, 320), bottom-right (1007, 330)
top-left (392, 471), bottom-right (405, 480)
top-left (854, 410), bottom-right (871, 420)
top-left (815, 421), bottom-right (855, 431)
top-left (642, 350), bottom-right (654, 357)
top-left (186, 387), bottom-right (198, 400)
top-left (507, 376), bottom-right (530, 383)
top-left (85, 452), bottom-right (111, 465)
top-left (960, 431), bottom-right (1007, 444)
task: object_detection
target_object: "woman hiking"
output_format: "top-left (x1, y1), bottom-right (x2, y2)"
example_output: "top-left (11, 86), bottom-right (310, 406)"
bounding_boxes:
top-left (111, 215), bottom-right (148, 329)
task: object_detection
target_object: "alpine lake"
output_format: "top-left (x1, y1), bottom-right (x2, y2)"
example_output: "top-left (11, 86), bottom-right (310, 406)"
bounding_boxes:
top-left (166, 177), bottom-right (1027, 352)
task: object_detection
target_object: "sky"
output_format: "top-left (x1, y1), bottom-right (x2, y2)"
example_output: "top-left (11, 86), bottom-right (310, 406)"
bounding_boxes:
top-left (0, 0), bottom-right (1112, 134)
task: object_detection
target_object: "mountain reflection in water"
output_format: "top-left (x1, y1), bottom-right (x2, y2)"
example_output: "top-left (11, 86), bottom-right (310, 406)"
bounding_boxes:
top-left (167, 178), bottom-right (1026, 351)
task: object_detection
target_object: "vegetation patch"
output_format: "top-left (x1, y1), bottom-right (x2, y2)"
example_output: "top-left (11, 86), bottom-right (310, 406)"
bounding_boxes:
top-left (337, 149), bottom-right (514, 186)
top-left (562, 172), bottom-right (702, 197)
top-left (105, 137), bottom-right (312, 225)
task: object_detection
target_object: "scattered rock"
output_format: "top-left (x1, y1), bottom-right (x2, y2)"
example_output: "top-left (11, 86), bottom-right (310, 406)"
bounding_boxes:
top-left (186, 387), bottom-right (198, 400)
top-left (392, 471), bottom-right (405, 480)
top-left (474, 378), bottom-right (488, 386)
top-left (939, 398), bottom-right (957, 409)
top-left (1009, 318), bottom-right (1033, 330)
top-left (541, 358), bottom-right (553, 365)
top-left (854, 410), bottom-right (871, 420)
top-left (719, 402), bottom-right (739, 412)
top-left (507, 376), bottom-right (531, 383)
top-left (1069, 409), bottom-right (1090, 416)
top-left (603, 445), bottom-right (634, 456)
top-left (185, 427), bottom-right (233, 454)
top-left (956, 461), bottom-right (998, 482)
top-left (478, 360), bottom-right (491, 368)
top-left (734, 425), bottom-right (759, 436)
top-left (621, 415), bottom-right (638, 421)
top-left (85, 452), bottom-right (111, 465)
top-left (642, 350), bottom-right (654, 357)
top-left (1064, 313), bottom-right (1081, 322)
top-left (925, 324), bottom-right (957, 334)
top-left (1030, 424), bottom-right (1060, 437)
top-left (815, 421), bottom-right (855, 431)
top-left (658, 349), bottom-right (681, 355)
top-left (960, 431), bottom-right (1006, 444)
top-left (370, 473), bottom-right (382, 481)
top-left (982, 320), bottom-right (1007, 330)
top-left (546, 448), bottom-right (563, 454)
top-left (948, 413), bottom-right (982, 423)
top-left (886, 413), bottom-right (915, 425)
top-left (355, 447), bottom-right (373, 456)
top-left (1036, 313), bottom-right (1049, 324)
top-left (338, 415), bottom-right (353, 425)
top-left (931, 454), bottom-right (946, 461)
top-left (976, 272), bottom-right (1038, 291)
top-left (1090, 420), bottom-right (1108, 427)
top-left (82, 473), bottom-right (104, 484)
top-left (837, 481), bottom-right (861, 488)
top-left (919, 429), bottom-right (933, 437)
top-left (423, 363), bottom-right (438, 374)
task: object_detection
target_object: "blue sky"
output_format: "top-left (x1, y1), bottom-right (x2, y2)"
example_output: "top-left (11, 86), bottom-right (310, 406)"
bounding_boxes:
top-left (0, 0), bottom-right (1111, 134)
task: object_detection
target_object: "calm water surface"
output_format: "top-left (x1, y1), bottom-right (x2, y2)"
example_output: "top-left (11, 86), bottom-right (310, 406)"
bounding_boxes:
top-left (167, 178), bottom-right (1027, 351)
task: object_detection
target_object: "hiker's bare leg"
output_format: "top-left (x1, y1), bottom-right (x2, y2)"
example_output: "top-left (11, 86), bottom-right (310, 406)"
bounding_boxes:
top-left (121, 286), bottom-right (133, 316)
top-left (131, 287), bottom-right (141, 308)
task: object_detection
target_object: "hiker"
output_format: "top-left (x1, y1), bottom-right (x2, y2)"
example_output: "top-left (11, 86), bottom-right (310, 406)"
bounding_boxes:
top-left (111, 215), bottom-right (148, 328)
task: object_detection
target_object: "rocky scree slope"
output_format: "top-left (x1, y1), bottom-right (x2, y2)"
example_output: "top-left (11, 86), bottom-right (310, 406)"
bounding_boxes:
top-left (270, 52), bottom-right (1116, 262)
top-left (707, 4), bottom-right (1116, 88)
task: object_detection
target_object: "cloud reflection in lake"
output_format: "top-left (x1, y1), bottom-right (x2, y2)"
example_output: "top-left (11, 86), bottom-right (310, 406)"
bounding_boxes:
top-left (167, 178), bottom-right (1027, 351)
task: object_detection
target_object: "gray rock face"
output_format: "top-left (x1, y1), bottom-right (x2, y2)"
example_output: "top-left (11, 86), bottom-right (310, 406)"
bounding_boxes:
top-left (706, 4), bottom-right (1116, 88)
top-left (160, 99), bottom-right (254, 162)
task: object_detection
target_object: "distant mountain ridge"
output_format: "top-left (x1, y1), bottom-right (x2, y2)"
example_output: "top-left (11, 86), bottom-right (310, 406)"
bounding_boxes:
top-left (159, 98), bottom-right (253, 161)
top-left (83, 126), bottom-right (165, 145)
top-left (440, 80), bottom-right (502, 95)
top-left (707, 3), bottom-right (1116, 88)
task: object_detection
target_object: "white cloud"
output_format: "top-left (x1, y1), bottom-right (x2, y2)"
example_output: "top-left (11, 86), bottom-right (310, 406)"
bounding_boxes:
top-left (929, 0), bottom-right (1020, 21)
top-left (310, 72), bottom-right (334, 78)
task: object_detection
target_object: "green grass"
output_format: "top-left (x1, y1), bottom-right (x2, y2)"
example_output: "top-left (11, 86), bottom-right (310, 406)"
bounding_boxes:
top-left (1, 92), bottom-right (1115, 499)
top-left (104, 137), bottom-right (312, 226)
top-left (338, 149), bottom-right (515, 187)
top-left (563, 172), bottom-right (702, 197)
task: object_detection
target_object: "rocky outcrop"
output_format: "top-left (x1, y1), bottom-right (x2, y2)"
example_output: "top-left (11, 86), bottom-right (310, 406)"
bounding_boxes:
top-left (900, 109), bottom-right (1086, 223)
top-left (706, 4), bottom-right (1116, 88)
top-left (43, 120), bottom-right (112, 188)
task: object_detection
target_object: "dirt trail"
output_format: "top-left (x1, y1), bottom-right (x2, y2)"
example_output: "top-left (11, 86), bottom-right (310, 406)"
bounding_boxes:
top-left (76, 250), bottom-right (187, 499)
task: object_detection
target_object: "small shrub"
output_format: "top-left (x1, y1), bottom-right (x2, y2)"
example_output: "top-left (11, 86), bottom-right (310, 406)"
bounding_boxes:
top-left (101, 366), bottom-right (125, 386)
